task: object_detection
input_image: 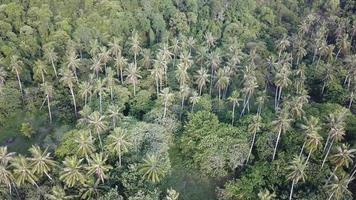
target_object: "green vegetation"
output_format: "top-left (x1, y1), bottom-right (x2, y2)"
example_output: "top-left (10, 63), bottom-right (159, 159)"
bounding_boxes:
top-left (0, 0), bottom-right (355, 199)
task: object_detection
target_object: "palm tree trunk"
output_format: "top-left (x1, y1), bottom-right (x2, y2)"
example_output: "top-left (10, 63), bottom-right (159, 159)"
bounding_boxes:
top-left (313, 48), bottom-right (317, 63)
top-left (272, 128), bottom-right (282, 160)
top-left (163, 100), bottom-right (167, 119)
top-left (231, 103), bottom-right (235, 125)
top-left (321, 139), bottom-right (334, 169)
top-left (156, 78), bottom-right (159, 96)
top-left (240, 94), bottom-right (251, 117)
top-left (299, 141), bottom-right (306, 158)
top-left (180, 96), bottom-right (184, 119)
top-left (41, 72), bottom-right (45, 83)
top-left (349, 92), bottom-right (354, 109)
top-left (274, 86), bottom-right (278, 110)
top-left (47, 95), bottom-right (52, 123)
top-left (327, 191), bottom-right (335, 200)
top-left (278, 86), bottom-right (283, 103)
top-left (70, 87), bottom-right (77, 117)
top-left (15, 70), bottom-right (22, 94)
top-left (120, 68), bottom-right (123, 84)
top-left (97, 130), bottom-right (103, 149)
top-left (199, 85), bottom-right (203, 96)
top-left (305, 149), bottom-right (312, 164)
top-left (348, 167), bottom-right (356, 183)
top-left (133, 82), bottom-right (136, 96)
top-left (335, 48), bottom-right (341, 60)
top-left (51, 60), bottom-right (58, 78)
top-left (119, 150), bottom-right (122, 167)
top-left (99, 92), bottom-right (102, 113)
top-left (289, 179), bottom-right (295, 200)
top-left (246, 131), bottom-right (256, 163)
top-left (323, 134), bottom-right (331, 153)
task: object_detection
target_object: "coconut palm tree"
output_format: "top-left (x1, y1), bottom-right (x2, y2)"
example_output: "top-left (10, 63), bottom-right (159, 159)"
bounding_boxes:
top-left (28, 145), bottom-right (56, 180)
top-left (78, 81), bottom-right (92, 106)
top-left (33, 60), bottom-right (48, 83)
top-left (240, 66), bottom-right (258, 116)
top-left (105, 68), bottom-right (118, 100)
top-left (194, 68), bottom-right (210, 95)
top-left (322, 111), bottom-right (348, 169)
top-left (274, 62), bottom-right (292, 109)
top-left (89, 39), bottom-right (100, 57)
top-left (45, 185), bottom-right (74, 200)
top-left (258, 189), bottom-right (276, 200)
top-left (326, 174), bottom-right (353, 200)
top-left (208, 50), bottom-right (221, 94)
top-left (204, 32), bottom-right (215, 49)
top-left (59, 156), bottom-right (85, 187)
top-left (98, 46), bottom-right (111, 71)
top-left (66, 50), bottom-right (80, 80)
top-left (141, 48), bottom-right (151, 69)
top-left (329, 144), bottom-right (356, 181)
top-left (166, 188), bottom-right (179, 200)
top-left (170, 37), bottom-right (180, 67)
top-left (75, 130), bottom-right (96, 160)
top-left (246, 115), bottom-right (262, 163)
top-left (60, 68), bottom-right (78, 116)
top-left (255, 90), bottom-right (268, 115)
top-left (130, 31), bottom-right (141, 67)
top-left (215, 68), bottom-right (230, 100)
top-left (151, 62), bottom-right (164, 95)
top-left (94, 79), bottom-right (107, 113)
top-left (10, 55), bottom-right (24, 94)
top-left (105, 127), bottom-right (131, 166)
top-left (175, 63), bottom-right (190, 87)
top-left (139, 154), bottom-right (165, 183)
top-left (86, 153), bottom-right (112, 184)
top-left (287, 156), bottom-right (306, 200)
top-left (0, 147), bottom-right (15, 166)
top-left (228, 91), bottom-right (242, 125)
top-left (106, 105), bottom-right (123, 128)
top-left (335, 33), bottom-right (350, 59)
top-left (276, 35), bottom-right (290, 59)
top-left (90, 56), bottom-right (103, 78)
top-left (0, 161), bottom-right (14, 193)
top-left (160, 88), bottom-right (174, 119)
top-left (43, 47), bottom-right (58, 78)
top-left (41, 82), bottom-right (54, 123)
top-left (108, 37), bottom-right (121, 59)
top-left (88, 111), bottom-right (108, 149)
top-left (299, 116), bottom-right (322, 157)
top-left (271, 108), bottom-right (293, 160)
top-left (125, 63), bottom-right (141, 96)
top-left (11, 155), bottom-right (38, 187)
top-left (0, 66), bottom-right (7, 85)
top-left (189, 90), bottom-right (200, 112)
top-left (114, 54), bottom-right (128, 84)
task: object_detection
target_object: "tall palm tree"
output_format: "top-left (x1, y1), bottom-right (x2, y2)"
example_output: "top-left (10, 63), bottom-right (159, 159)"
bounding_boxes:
top-left (169, 37), bottom-right (180, 67)
top-left (246, 115), bottom-right (262, 163)
top-left (41, 82), bottom-right (54, 123)
top-left (75, 130), bottom-right (96, 160)
top-left (60, 68), bottom-right (78, 116)
top-left (160, 88), bottom-right (174, 119)
top-left (94, 79), bottom-right (107, 113)
top-left (43, 47), bottom-right (58, 78)
top-left (139, 154), bottom-right (165, 183)
top-left (194, 68), bottom-right (210, 95)
top-left (335, 33), bottom-right (350, 59)
top-left (240, 66), bottom-right (258, 116)
top-left (106, 105), bottom-right (123, 128)
top-left (0, 160), bottom-right (14, 193)
top-left (228, 91), bottom-right (241, 125)
top-left (78, 81), bottom-right (92, 106)
top-left (0, 146), bottom-right (15, 166)
top-left (108, 37), bottom-right (121, 59)
top-left (125, 63), bottom-right (141, 96)
top-left (326, 174), bottom-right (353, 200)
top-left (204, 32), bottom-right (215, 49)
top-left (258, 189), bottom-right (276, 200)
top-left (98, 46), bottom-right (111, 71)
top-left (175, 63), bottom-right (190, 87)
top-left (141, 48), bottom-right (151, 69)
top-left (11, 155), bottom-right (38, 187)
top-left (105, 68), bottom-right (117, 100)
top-left (208, 50), bottom-right (221, 94)
top-left (28, 145), bottom-right (56, 180)
top-left (34, 60), bottom-right (48, 83)
top-left (88, 111), bottom-right (107, 149)
top-left (303, 132), bottom-right (323, 165)
top-left (322, 111), bottom-right (348, 169)
top-left (114, 54), bottom-right (128, 84)
top-left (329, 144), bottom-right (356, 179)
top-left (130, 31), bottom-right (141, 67)
top-left (151, 62), bottom-right (164, 95)
top-left (299, 116), bottom-right (322, 157)
top-left (271, 108), bottom-right (293, 160)
top-left (287, 156), bottom-right (306, 200)
top-left (0, 66), bottom-right (7, 85)
top-left (66, 50), bottom-right (80, 80)
top-left (215, 68), bottom-right (230, 100)
top-left (105, 127), bottom-right (131, 166)
top-left (274, 62), bottom-right (292, 109)
top-left (189, 91), bottom-right (200, 112)
top-left (90, 56), bottom-right (103, 78)
top-left (59, 156), bottom-right (85, 187)
top-left (10, 55), bottom-right (24, 94)
top-left (86, 153), bottom-right (112, 184)
top-left (255, 90), bottom-right (268, 115)
top-left (179, 85), bottom-right (190, 116)
top-left (276, 35), bottom-right (290, 59)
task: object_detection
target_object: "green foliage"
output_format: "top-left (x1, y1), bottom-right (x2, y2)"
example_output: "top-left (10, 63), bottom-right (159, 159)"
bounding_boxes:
top-left (20, 122), bottom-right (33, 138)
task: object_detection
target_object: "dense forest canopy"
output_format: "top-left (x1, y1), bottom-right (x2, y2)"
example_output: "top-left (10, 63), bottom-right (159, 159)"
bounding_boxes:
top-left (0, 0), bottom-right (355, 199)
